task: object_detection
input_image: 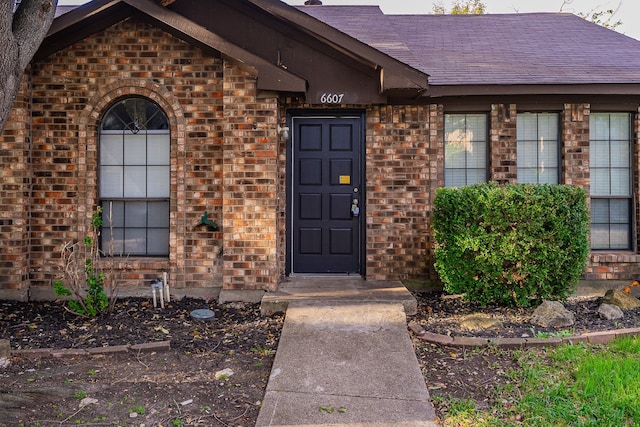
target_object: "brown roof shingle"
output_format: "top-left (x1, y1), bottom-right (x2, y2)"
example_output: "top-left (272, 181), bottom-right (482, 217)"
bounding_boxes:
top-left (299, 6), bottom-right (640, 88)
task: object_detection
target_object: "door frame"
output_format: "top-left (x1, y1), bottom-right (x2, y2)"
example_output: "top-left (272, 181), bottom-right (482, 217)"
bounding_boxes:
top-left (285, 109), bottom-right (366, 277)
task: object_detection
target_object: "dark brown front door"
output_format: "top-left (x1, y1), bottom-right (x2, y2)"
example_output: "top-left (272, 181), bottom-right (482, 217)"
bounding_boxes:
top-left (290, 115), bottom-right (364, 274)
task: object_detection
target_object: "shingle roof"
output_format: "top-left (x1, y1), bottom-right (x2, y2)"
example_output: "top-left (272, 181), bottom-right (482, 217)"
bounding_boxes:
top-left (298, 6), bottom-right (640, 87)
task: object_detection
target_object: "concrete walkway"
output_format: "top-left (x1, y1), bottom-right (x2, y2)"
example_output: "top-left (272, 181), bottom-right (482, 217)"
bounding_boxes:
top-left (256, 278), bottom-right (437, 426)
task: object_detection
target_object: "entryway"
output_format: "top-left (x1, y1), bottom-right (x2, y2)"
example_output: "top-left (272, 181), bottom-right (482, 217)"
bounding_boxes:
top-left (287, 113), bottom-right (365, 275)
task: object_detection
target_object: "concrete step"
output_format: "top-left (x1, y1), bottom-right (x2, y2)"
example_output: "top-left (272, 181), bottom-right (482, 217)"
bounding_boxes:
top-left (260, 277), bottom-right (418, 316)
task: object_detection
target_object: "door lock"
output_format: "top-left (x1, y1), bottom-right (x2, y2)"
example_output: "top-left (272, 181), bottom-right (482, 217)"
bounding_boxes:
top-left (351, 199), bottom-right (360, 217)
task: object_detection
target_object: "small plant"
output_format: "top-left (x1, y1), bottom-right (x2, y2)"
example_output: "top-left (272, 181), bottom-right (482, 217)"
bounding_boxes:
top-left (533, 329), bottom-right (573, 338)
top-left (87, 369), bottom-right (97, 376)
top-left (73, 390), bottom-right (88, 399)
top-left (53, 206), bottom-right (120, 316)
top-left (171, 419), bottom-right (184, 427)
top-left (251, 345), bottom-right (276, 356)
top-left (131, 406), bottom-right (146, 415)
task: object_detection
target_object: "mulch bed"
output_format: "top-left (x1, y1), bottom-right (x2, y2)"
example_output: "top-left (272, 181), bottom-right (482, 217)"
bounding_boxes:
top-left (0, 297), bottom-right (283, 352)
top-left (412, 291), bottom-right (640, 338)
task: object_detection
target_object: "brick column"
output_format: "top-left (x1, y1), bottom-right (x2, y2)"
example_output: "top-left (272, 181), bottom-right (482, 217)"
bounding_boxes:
top-left (490, 104), bottom-right (517, 184)
top-left (0, 73), bottom-right (31, 300)
top-left (222, 62), bottom-right (278, 292)
top-left (562, 103), bottom-right (590, 193)
top-left (365, 105), bottom-right (430, 280)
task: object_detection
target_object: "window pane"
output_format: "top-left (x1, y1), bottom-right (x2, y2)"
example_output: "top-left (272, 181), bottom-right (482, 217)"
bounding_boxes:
top-left (517, 140), bottom-right (537, 168)
top-left (100, 134), bottom-right (123, 165)
top-left (519, 168), bottom-right (538, 183)
top-left (101, 227), bottom-right (124, 255)
top-left (610, 169), bottom-right (630, 196)
top-left (591, 114), bottom-right (610, 141)
top-left (102, 201), bottom-right (124, 227)
top-left (148, 134), bottom-right (170, 165)
top-left (610, 113), bottom-right (630, 140)
top-left (100, 166), bottom-right (123, 198)
top-left (125, 201), bottom-right (147, 227)
top-left (147, 229), bottom-right (169, 255)
top-left (124, 134), bottom-right (146, 165)
top-left (538, 113), bottom-right (558, 141)
top-left (124, 166), bottom-right (146, 197)
top-left (445, 169), bottom-right (466, 188)
top-left (610, 199), bottom-right (630, 224)
top-left (590, 140), bottom-right (610, 168)
top-left (467, 140), bottom-right (486, 167)
top-left (590, 168), bottom-right (610, 196)
top-left (125, 228), bottom-right (146, 254)
top-left (147, 166), bottom-right (170, 197)
top-left (466, 169), bottom-right (486, 185)
top-left (538, 168), bottom-right (558, 184)
top-left (610, 140), bottom-right (630, 168)
top-left (516, 114), bottom-right (536, 141)
top-left (590, 224), bottom-right (610, 249)
top-left (610, 224), bottom-right (630, 249)
top-left (591, 199), bottom-right (610, 223)
top-left (148, 201), bottom-right (170, 227)
top-left (466, 115), bottom-right (486, 141)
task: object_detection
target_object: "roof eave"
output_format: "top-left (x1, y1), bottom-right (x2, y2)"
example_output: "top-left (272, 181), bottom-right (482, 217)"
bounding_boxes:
top-left (428, 83), bottom-right (640, 98)
top-left (247, 0), bottom-right (429, 94)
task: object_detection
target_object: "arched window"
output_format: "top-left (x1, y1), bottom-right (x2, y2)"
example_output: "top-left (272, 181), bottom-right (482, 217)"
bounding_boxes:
top-left (99, 97), bottom-right (170, 256)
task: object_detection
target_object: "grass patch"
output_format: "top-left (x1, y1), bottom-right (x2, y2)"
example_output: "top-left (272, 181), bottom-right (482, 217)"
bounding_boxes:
top-left (437, 336), bottom-right (640, 426)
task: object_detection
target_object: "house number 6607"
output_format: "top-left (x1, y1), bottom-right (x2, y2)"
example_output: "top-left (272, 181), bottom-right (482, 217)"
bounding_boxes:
top-left (320, 93), bottom-right (345, 104)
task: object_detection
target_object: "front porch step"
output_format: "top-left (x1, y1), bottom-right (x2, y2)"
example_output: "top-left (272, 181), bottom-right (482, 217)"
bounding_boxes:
top-left (260, 277), bottom-right (417, 316)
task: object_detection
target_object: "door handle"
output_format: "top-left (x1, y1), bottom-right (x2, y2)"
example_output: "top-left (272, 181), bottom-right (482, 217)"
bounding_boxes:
top-left (351, 199), bottom-right (360, 217)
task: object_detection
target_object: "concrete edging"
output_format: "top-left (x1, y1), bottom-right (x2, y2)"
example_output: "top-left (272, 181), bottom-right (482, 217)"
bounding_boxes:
top-left (408, 321), bottom-right (640, 348)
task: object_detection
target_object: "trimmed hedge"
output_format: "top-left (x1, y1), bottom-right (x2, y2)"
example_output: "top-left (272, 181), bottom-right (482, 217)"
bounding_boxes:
top-left (433, 182), bottom-right (589, 307)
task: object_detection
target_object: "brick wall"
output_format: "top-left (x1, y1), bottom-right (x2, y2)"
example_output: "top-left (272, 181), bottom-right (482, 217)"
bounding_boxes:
top-left (364, 105), bottom-right (431, 280)
top-left (26, 19), bottom-right (226, 294)
top-left (0, 73), bottom-right (31, 299)
top-left (490, 104), bottom-right (517, 184)
top-left (222, 63), bottom-right (279, 291)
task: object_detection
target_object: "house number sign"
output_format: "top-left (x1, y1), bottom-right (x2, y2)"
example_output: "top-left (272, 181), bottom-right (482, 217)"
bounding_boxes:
top-left (320, 93), bottom-right (346, 104)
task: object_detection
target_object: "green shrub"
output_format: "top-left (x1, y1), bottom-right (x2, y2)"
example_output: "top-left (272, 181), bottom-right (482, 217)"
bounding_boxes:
top-left (432, 182), bottom-right (589, 307)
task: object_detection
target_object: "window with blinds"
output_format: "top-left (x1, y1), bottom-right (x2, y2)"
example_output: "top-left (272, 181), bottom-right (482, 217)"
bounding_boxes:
top-left (589, 113), bottom-right (632, 250)
top-left (517, 113), bottom-right (559, 184)
top-left (444, 113), bottom-right (488, 187)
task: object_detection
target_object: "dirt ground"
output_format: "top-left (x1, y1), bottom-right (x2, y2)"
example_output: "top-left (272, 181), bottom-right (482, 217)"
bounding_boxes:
top-left (0, 298), bottom-right (283, 427)
top-left (2, 291), bottom-right (637, 426)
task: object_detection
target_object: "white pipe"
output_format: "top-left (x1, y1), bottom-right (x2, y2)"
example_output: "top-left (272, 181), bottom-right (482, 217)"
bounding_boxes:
top-left (163, 271), bottom-right (170, 302)
top-left (152, 286), bottom-right (157, 308)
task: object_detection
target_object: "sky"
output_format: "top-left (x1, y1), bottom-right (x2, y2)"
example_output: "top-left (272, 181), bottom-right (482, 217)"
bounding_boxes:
top-left (57, 0), bottom-right (640, 40)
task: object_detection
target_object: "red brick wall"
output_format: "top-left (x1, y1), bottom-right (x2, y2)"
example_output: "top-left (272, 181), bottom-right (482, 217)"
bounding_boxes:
top-left (490, 104), bottom-right (517, 184)
top-left (26, 19), bottom-right (227, 293)
top-left (365, 105), bottom-right (431, 280)
top-left (0, 73), bottom-right (31, 299)
top-left (222, 63), bottom-right (279, 291)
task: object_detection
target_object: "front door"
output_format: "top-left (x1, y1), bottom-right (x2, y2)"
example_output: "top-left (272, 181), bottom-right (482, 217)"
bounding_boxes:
top-left (289, 115), bottom-right (364, 274)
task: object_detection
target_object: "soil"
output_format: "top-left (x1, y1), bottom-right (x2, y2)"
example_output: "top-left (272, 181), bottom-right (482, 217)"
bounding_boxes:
top-left (1, 292), bottom-right (638, 426)
top-left (0, 297), bottom-right (284, 427)
top-left (412, 291), bottom-right (640, 338)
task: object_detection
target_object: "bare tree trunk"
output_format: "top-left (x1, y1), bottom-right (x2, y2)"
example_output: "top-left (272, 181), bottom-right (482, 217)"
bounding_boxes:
top-left (0, 0), bottom-right (57, 132)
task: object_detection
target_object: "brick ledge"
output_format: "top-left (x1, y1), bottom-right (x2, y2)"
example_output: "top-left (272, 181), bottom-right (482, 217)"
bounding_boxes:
top-left (408, 321), bottom-right (640, 348)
